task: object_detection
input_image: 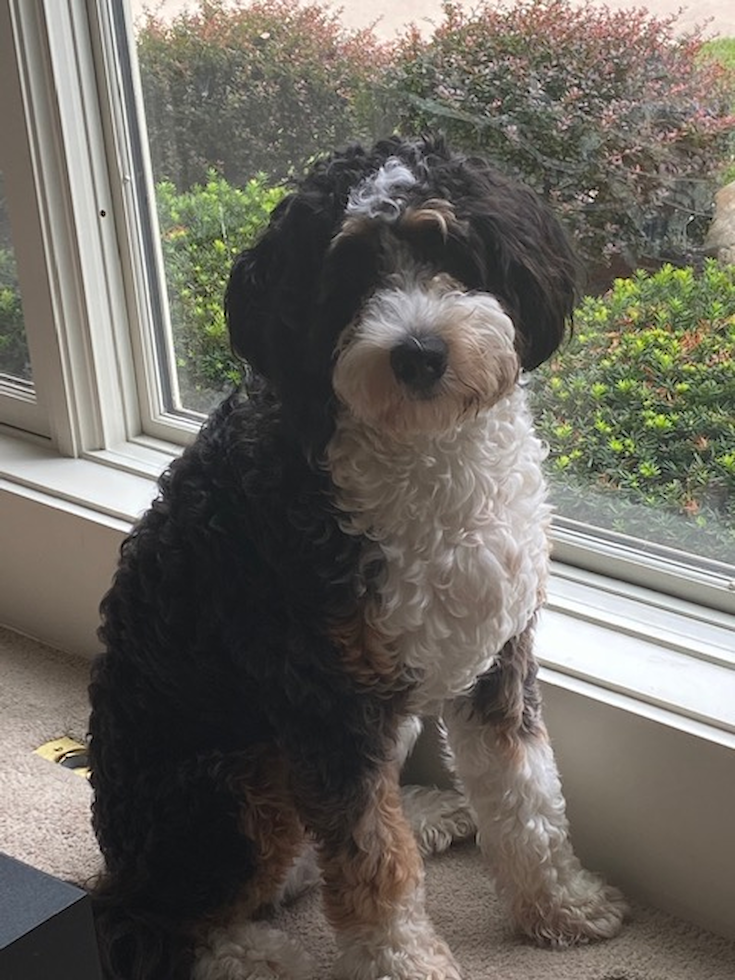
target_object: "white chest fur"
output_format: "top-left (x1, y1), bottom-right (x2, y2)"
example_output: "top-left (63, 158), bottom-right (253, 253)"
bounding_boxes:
top-left (327, 387), bottom-right (551, 709)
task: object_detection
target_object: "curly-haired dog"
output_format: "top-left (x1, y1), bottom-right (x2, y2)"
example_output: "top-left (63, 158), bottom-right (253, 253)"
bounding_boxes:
top-left (88, 135), bottom-right (626, 980)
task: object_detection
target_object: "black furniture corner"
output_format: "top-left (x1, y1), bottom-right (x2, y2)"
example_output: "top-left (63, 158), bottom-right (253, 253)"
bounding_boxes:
top-left (0, 852), bottom-right (102, 980)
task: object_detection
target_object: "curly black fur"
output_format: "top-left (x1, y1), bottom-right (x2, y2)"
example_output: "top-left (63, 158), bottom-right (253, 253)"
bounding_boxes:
top-left (89, 384), bottom-right (410, 978)
top-left (87, 135), bottom-right (578, 979)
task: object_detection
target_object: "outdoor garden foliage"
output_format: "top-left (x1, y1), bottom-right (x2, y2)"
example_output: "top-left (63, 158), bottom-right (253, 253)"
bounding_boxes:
top-left (0, 246), bottom-right (28, 380)
top-left (137, 0), bottom-right (735, 274)
top-left (389, 0), bottom-right (735, 271)
top-left (532, 261), bottom-right (735, 555)
top-left (136, 0), bottom-right (392, 190)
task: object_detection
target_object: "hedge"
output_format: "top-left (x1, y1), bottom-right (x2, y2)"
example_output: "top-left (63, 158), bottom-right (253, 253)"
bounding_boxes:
top-left (532, 260), bottom-right (735, 558)
top-left (136, 0), bottom-right (393, 190)
top-left (388, 0), bottom-right (735, 273)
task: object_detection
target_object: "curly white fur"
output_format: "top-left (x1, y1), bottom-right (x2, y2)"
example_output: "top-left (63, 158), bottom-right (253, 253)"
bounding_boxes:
top-left (442, 707), bottom-right (628, 945)
top-left (333, 878), bottom-right (461, 980)
top-left (327, 384), bottom-right (550, 710)
top-left (347, 157), bottom-right (417, 220)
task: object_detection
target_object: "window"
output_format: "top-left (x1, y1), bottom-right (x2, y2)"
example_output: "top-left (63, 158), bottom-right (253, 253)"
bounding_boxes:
top-left (0, 172), bottom-right (32, 384)
top-left (0, 5), bottom-right (47, 438)
top-left (1, 0), bottom-right (734, 615)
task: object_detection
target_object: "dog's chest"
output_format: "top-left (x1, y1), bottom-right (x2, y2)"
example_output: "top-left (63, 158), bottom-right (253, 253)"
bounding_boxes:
top-left (327, 393), bottom-right (551, 708)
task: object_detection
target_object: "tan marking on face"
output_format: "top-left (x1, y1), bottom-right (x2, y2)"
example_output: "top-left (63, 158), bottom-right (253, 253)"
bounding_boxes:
top-left (399, 199), bottom-right (468, 239)
top-left (441, 309), bottom-right (520, 414)
top-left (330, 214), bottom-right (377, 247)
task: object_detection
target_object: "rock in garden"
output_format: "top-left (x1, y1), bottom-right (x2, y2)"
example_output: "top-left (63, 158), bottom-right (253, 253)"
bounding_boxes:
top-left (704, 180), bottom-right (735, 264)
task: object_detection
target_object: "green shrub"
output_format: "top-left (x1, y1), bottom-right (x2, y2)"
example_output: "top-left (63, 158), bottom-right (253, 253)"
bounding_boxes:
top-left (137, 0), bottom-right (392, 190)
top-left (532, 260), bottom-right (735, 558)
top-left (156, 172), bottom-right (286, 406)
top-left (389, 0), bottom-right (735, 272)
top-left (702, 37), bottom-right (735, 74)
top-left (701, 36), bottom-right (735, 184)
top-left (0, 246), bottom-right (29, 380)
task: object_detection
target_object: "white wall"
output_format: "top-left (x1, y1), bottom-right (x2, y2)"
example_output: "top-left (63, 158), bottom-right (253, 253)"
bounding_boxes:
top-left (0, 486), bottom-right (121, 656)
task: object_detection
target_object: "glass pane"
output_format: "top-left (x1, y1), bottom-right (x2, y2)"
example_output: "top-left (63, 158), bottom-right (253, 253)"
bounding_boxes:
top-left (0, 170), bottom-right (32, 383)
top-left (528, 262), bottom-right (735, 566)
top-left (127, 0), bottom-right (734, 568)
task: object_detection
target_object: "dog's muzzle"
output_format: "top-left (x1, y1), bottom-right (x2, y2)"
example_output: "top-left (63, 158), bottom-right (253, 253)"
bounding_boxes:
top-left (390, 334), bottom-right (448, 394)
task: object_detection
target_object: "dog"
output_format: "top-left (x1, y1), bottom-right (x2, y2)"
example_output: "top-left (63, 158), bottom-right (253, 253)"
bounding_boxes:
top-left (88, 135), bottom-right (627, 980)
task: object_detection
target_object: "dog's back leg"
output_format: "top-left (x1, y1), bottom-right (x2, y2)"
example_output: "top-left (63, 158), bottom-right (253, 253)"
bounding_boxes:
top-left (400, 784), bottom-right (477, 856)
top-left (90, 755), bottom-right (257, 978)
top-left (442, 622), bottom-right (628, 947)
top-left (192, 921), bottom-right (313, 980)
top-left (191, 746), bottom-right (315, 980)
top-left (89, 743), bottom-right (311, 980)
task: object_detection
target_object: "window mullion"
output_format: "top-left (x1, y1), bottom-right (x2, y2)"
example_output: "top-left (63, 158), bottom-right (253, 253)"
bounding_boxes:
top-left (8, 0), bottom-right (141, 456)
top-left (89, 0), bottom-right (187, 440)
top-left (0, 0), bottom-right (51, 438)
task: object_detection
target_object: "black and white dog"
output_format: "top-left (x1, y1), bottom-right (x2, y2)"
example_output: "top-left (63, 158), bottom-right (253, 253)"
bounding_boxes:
top-left (88, 135), bottom-right (626, 980)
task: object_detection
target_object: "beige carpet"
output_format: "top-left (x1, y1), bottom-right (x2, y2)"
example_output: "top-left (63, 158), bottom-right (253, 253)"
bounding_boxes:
top-left (2, 623), bottom-right (734, 979)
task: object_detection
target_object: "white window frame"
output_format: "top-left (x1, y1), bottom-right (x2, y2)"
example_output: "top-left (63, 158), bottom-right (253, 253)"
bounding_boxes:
top-left (0, 0), bottom-right (52, 438)
top-left (0, 0), bottom-right (733, 940)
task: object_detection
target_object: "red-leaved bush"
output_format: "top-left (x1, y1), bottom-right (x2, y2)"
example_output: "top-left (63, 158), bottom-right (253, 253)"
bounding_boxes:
top-left (136, 0), bottom-right (392, 189)
top-left (389, 0), bottom-right (735, 274)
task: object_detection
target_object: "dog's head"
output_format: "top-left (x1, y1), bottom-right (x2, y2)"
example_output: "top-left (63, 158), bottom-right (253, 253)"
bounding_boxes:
top-left (226, 136), bottom-right (577, 452)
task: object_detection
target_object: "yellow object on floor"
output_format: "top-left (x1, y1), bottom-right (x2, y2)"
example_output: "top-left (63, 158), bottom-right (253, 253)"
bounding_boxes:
top-left (34, 736), bottom-right (91, 779)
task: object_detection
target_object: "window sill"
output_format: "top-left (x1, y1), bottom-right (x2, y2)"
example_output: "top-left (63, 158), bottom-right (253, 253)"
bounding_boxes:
top-left (0, 427), bottom-right (158, 523)
top-left (542, 568), bottom-right (735, 738)
top-left (1, 429), bottom-right (734, 939)
top-left (1, 428), bottom-right (733, 732)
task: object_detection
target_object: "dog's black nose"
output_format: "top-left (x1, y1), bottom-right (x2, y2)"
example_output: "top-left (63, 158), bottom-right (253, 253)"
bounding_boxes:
top-left (390, 335), bottom-right (448, 391)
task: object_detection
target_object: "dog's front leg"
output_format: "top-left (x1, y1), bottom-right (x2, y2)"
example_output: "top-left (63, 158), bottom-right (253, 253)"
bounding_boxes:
top-left (292, 755), bottom-right (461, 980)
top-left (442, 624), bottom-right (627, 947)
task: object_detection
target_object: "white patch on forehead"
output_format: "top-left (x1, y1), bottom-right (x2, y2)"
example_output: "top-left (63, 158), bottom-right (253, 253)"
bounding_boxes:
top-left (346, 157), bottom-right (417, 220)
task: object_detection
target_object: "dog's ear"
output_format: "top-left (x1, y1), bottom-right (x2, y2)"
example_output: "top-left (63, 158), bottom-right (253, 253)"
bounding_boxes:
top-left (225, 191), bottom-right (347, 456)
top-left (225, 194), bottom-right (293, 382)
top-left (457, 164), bottom-right (579, 371)
top-left (493, 188), bottom-right (578, 371)
top-left (225, 239), bottom-right (273, 380)
top-left (226, 193), bottom-right (336, 383)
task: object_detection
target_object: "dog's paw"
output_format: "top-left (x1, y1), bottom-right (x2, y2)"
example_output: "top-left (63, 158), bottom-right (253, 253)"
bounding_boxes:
top-left (401, 785), bottom-right (477, 856)
top-left (337, 934), bottom-right (462, 980)
top-left (514, 874), bottom-right (628, 948)
top-left (193, 922), bottom-right (313, 980)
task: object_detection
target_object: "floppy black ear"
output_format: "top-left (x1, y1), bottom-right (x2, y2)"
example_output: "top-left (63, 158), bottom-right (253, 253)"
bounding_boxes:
top-left (224, 190), bottom-right (347, 455)
top-left (497, 187), bottom-right (579, 371)
top-left (225, 243), bottom-right (270, 379)
top-left (225, 194), bottom-right (295, 382)
top-left (456, 162), bottom-right (579, 370)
